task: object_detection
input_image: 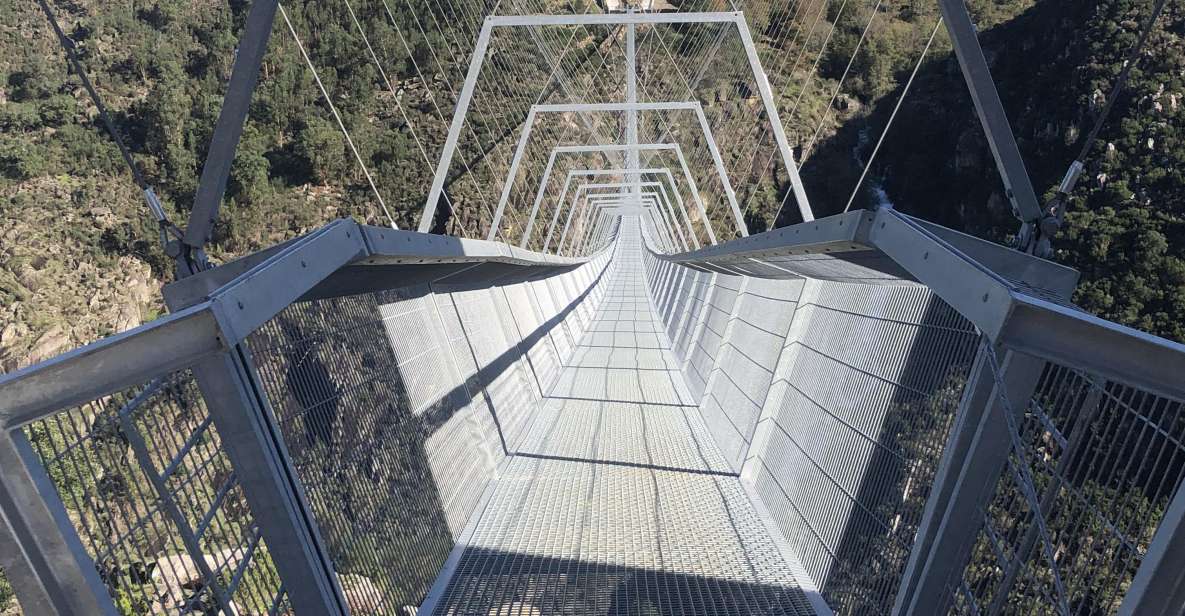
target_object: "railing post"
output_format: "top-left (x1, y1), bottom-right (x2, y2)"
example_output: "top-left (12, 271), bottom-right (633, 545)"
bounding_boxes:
top-left (892, 343), bottom-right (1044, 614)
top-left (0, 430), bottom-right (117, 615)
top-left (1118, 480), bottom-right (1185, 615)
top-left (190, 348), bottom-right (350, 615)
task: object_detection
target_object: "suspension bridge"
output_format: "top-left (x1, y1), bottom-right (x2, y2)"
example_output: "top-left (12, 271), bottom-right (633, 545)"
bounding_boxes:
top-left (2, 1), bottom-right (1185, 615)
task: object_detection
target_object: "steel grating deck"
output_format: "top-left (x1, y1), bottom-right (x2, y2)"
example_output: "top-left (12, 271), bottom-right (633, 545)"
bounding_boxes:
top-left (428, 220), bottom-right (817, 616)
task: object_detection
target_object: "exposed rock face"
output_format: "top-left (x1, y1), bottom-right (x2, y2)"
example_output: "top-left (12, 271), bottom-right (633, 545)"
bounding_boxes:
top-left (0, 176), bottom-right (163, 373)
top-left (148, 548), bottom-right (245, 614)
top-left (338, 573), bottom-right (387, 615)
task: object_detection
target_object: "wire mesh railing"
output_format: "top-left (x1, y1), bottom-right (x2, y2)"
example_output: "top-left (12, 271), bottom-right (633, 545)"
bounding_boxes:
top-left (951, 354), bottom-right (1185, 616)
top-left (243, 255), bottom-right (610, 613)
top-left (19, 370), bottom-right (287, 615)
top-left (0, 215), bottom-right (612, 615)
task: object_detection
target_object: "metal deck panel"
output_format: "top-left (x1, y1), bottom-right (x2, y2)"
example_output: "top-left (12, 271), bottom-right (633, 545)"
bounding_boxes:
top-left (430, 220), bottom-right (816, 615)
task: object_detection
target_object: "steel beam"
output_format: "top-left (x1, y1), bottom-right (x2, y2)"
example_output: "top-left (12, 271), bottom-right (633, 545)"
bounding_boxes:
top-left (562, 182), bottom-right (671, 252)
top-left (189, 350), bottom-right (349, 615)
top-left (184, 0), bottom-right (279, 256)
top-left (0, 431), bottom-right (117, 615)
top-left (574, 194), bottom-right (670, 253)
top-left (420, 18), bottom-right (494, 232)
top-left (626, 16), bottom-right (640, 199)
top-left (893, 345), bottom-right (1045, 615)
top-left (555, 171), bottom-right (694, 249)
top-left (487, 12), bottom-right (738, 27)
top-left (520, 149), bottom-right (560, 248)
top-left (487, 106), bottom-right (539, 240)
top-left (936, 0), bottom-right (1041, 224)
top-left (581, 193), bottom-right (680, 253)
top-left (733, 15), bottom-right (812, 223)
top-left (0, 304), bottom-right (224, 429)
top-left (568, 189), bottom-right (674, 254)
top-left (869, 208), bottom-right (1185, 401)
top-left (1120, 479), bottom-right (1185, 615)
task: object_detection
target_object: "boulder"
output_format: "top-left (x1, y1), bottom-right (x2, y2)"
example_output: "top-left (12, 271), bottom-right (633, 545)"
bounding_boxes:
top-left (338, 573), bottom-right (386, 615)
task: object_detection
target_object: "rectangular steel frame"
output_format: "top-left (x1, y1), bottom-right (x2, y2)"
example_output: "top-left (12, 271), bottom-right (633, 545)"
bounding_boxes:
top-left (563, 186), bottom-right (677, 254)
top-left (487, 101), bottom-right (746, 241)
top-left (557, 182), bottom-right (674, 253)
top-left (549, 168), bottom-right (700, 249)
top-left (419, 11), bottom-right (814, 235)
top-left (580, 192), bottom-right (679, 254)
top-left (539, 143), bottom-right (719, 250)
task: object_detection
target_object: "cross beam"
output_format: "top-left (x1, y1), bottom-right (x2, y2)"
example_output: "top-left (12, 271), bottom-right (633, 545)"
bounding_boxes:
top-left (547, 168), bottom-right (699, 249)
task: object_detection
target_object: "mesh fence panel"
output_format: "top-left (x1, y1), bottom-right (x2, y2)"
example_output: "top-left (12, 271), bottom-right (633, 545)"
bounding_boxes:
top-left (21, 371), bottom-right (286, 615)
top-left (754, 282), bottom-right (979, 614)
top-left (952, 360), bottom-right (1185, 616)
top-left (246, 258), bottom-right (609, 612)
top-left (642, 240), bottom-right (983, 616)
top-left (248, 284), bottom-right (483, 612)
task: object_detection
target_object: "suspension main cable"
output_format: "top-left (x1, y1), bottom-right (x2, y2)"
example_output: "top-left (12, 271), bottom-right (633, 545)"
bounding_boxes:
top-left (34, 0), bottom-right (180, 244)
top-left (279, 3), bottom-right (397, 228)
top-left (844, 17), bottom-right (943, 213)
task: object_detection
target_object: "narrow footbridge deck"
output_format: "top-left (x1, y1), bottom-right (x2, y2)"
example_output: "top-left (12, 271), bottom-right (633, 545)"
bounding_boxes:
top-left (429, 220), bottom-right (818, 614)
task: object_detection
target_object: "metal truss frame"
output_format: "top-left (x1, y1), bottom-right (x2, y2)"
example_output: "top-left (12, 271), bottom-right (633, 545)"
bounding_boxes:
top-left (577, 196), bottom-right (674, 255)
top-left (936, 0), bottom-right (1041, 228)
top-left (580, 192), bottom-right (681, 254)
top-left (539, 143), bottom-right (718, 251)
top-left (556, 181), bottom-right (677, 254)
top-left (419, 11), bottom-right (813, 235)
top-left (550, 168), bottom-right (700, 250)
top-left (586, 187), bottom-right (686, 252)
top-left (559, 183), bottom-right (680, 254)
top-left (487, 101), bottom-right (744, 242)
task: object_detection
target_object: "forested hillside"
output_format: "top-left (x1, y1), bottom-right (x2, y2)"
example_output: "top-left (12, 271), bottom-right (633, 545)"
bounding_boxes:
top-left (804, 0), bottom-right (1185, 341)
top-left (0, 0), bottom-right (1041, 376)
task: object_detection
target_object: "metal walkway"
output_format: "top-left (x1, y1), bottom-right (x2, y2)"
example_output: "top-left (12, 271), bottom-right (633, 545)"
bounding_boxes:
top-left (427, 219), bottom-right (817, 615)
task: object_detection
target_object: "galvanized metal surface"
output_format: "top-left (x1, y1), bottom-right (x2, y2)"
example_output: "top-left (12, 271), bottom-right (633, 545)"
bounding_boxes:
top-left (949, 358), bottom-right (1185, 615)
top-left (428, 219), bottom-right (818, 615)
top-left (16, 371), bottom-right (288, 614)
top-left (244, 251), bottom-right (613, 613)
top-left (647, 234), bottom-right (982, 614)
